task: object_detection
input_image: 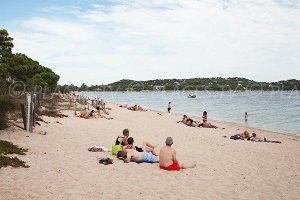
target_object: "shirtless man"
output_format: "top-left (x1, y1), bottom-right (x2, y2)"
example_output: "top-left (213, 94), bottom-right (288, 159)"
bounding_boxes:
top-left (250, 133), bottom-right (266, 142)
top-left (123, 137), bottom-right (158, 156)
top-left (159, 137), bottom-right (196, 171)
top-left (117, 149), bottom-right (159, 163)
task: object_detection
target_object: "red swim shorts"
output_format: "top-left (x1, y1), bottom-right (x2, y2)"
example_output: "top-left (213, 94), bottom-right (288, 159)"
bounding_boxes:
top-left (160, 163), bottom-right (180, 171)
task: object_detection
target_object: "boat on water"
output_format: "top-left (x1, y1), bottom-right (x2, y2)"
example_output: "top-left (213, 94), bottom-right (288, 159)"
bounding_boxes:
top-left (188, 93), bottom-right (196, 98)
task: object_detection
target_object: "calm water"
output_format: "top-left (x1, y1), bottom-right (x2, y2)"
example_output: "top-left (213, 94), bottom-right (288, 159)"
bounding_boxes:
top-left (81, 91), bottom-right (300, 135)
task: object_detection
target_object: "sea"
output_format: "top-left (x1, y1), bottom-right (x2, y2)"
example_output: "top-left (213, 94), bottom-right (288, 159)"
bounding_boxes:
top-left (80, 91), bottom-right (300, 135)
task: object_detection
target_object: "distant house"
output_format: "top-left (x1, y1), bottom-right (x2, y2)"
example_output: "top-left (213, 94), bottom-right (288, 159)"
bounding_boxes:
top-left (153, 86), bottom-right (165, 91)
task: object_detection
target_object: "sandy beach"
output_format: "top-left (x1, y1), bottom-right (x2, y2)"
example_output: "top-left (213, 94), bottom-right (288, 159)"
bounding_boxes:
top-left (0, 102), bottom-right (299, 200)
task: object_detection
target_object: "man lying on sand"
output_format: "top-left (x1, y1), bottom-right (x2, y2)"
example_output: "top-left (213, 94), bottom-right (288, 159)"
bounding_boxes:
top-left (117, 149), bottom-right (159, 163)
top-left (123, 137), bottom-right (158, 156)
top-left (230, 131), bottom-right (251, 140)
top-left (178, 115), bottom-right (198, 127)
top-left (250, 133), bottom-right (265, 141)
top-left (159, 137), bottom-right (196, 171)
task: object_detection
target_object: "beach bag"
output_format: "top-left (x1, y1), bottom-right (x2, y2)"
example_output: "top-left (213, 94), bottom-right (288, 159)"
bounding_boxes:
top-left (111, 145), bottom-right (123, 155)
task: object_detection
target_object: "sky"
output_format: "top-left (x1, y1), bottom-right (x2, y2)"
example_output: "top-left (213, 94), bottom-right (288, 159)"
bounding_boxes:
top-left (1, 0), bottom-right (300, 85)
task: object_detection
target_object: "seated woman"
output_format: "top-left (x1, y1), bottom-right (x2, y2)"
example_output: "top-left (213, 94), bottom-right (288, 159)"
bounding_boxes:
top-left (123, 137), bottom-right (158, 156)
top-left (198, 111), bottom-right (217, 128)
top-left (115, 129), bottom-right (130, 146)
top-left (117, 149), bottom-right (159, 163)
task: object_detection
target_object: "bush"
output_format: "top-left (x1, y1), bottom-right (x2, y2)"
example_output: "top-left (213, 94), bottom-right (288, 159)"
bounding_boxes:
top-left (0, 78), bottom-right (8, 95)
top-left (0, 95), bottom-right (15, 130)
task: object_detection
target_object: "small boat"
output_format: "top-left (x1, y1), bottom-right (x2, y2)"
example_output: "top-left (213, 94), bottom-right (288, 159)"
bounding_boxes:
top-left (188, 93), bottom-right (196, 98)
top-left (233, 91), bottom-right (239, 93)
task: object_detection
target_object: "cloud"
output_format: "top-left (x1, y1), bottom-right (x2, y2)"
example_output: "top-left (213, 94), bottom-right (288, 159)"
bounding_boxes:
top-left (9, 0), bottom-right (300, 85)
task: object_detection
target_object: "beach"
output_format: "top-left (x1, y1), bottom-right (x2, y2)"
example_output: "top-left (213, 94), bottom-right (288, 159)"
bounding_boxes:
top-left (0, 102), bottom-right (299, 200)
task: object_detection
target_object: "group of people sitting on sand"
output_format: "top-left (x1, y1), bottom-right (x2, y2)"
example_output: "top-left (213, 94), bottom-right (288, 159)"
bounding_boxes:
top-left (114, 129), bottom-right (196, 170)
top-left (179, 111), bottom-right (217, 129)
top-left (120, 104), bottom-right (146, 112)
top-left (230, 131), bottom-right (281, 143)
top-left (77, 107), bottom-right (102, 119)
top-left (76, 103), bottom-right (113, 120)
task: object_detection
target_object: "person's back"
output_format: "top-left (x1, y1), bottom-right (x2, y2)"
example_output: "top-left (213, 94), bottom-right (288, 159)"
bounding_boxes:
top-left (159, 145), bottom-right (176, 167)
top-left (159, 137), bottom-right (196, 171)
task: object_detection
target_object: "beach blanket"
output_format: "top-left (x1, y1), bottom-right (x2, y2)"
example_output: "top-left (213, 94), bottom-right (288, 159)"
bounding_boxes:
top-left (255, 139), bottom-right (282, 144)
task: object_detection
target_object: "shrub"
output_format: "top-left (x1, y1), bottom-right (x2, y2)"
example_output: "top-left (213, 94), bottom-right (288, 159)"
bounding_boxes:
top-left (0, 95), bottom-right (15, 130)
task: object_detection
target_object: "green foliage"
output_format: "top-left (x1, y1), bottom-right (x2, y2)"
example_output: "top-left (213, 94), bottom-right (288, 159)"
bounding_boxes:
top-left (0, 78), bottom-right (8, 95)
top-left (0, 140), bottom-right (27, 155)
top-left (0, 29), bottom-right (13, 56)
top-left (0, 29), bottom-right (60, 92)
top-left (0, 140), bottom-right (29, 168)
top-left (80, 83), bottom-right (88, 91)
top-left (58, 78), bottom-right (300, 92)
top-left (0, 95), bottom-right (16, 130)
top-left (0, 156), bottom-right (30, 168)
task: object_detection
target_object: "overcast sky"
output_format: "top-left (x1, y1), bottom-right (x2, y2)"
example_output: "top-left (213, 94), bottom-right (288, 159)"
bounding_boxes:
top-left (1, 0), bottom-right (300, 85)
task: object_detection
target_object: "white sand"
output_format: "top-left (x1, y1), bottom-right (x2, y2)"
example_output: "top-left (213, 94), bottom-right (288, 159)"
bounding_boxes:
top-left (0, 103), bottom-right (299, 200)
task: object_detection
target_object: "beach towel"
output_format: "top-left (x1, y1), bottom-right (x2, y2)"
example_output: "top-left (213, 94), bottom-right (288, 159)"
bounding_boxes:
top-left (230, 135), bottom-right (241, 140)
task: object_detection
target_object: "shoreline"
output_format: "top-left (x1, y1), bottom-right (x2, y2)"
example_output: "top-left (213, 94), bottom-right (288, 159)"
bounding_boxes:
top-left (106, 101), bottom-right (300, 138)
top-left (79, 91), bottom-right (299, 136)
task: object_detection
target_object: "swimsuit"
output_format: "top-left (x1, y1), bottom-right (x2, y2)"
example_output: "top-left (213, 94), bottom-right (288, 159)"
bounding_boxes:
top-left (115, 136), bottom-right (125, 146)
top-left (160, 163), bottom-right (180, 171)
top-left (143, 152), bottom-right (159, 163)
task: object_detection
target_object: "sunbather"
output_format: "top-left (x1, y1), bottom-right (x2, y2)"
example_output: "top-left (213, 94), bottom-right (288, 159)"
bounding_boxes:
top-left (159, 137), bottom-right (196, 171)
top-left (230, 131), bottom-right (251, 140)
top-left (250, 133), bottom-right (265, 141)
top-left (123, 137), bottom-right (158, 156)
top-left (117, 149), bottom-right (159, 163)
top-left (198, 111), bottom-right (217, 128)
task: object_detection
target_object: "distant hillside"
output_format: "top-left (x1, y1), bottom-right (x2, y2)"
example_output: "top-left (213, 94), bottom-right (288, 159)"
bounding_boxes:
top-left (59, 77), bottom-right (300, 92)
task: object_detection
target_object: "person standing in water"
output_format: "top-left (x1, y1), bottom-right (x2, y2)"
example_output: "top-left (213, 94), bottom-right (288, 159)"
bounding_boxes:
top-left (167, 102), bottom-right (171, 115)
top-left (245, 112), bottom-right (248, 121)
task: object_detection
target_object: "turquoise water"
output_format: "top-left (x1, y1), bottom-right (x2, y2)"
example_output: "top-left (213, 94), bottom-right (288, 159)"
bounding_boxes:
top-left (81, 91), bottom-right (300, 135)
